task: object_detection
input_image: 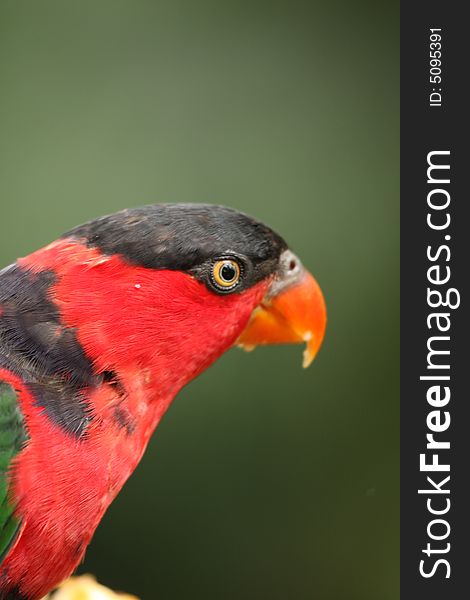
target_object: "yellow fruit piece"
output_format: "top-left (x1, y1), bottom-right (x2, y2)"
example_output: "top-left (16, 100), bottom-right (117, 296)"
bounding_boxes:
top-left (44, 575), bottom-right (138, 600)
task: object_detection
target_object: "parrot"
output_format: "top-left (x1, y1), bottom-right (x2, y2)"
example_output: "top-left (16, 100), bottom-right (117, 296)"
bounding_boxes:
top-left (0, 204), bottom-right (326, 599)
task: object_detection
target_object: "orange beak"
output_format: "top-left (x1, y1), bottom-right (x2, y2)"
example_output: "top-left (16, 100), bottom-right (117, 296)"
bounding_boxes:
top-left (236, 270), bottom-right (327, 368)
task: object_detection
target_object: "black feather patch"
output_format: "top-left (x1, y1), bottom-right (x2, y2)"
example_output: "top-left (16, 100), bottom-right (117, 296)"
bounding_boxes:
top-left (102, 371), bottom-right (135, 435)
top-left (0, 265), bottom-right (95, 437)
top-left (0, 584), bottom-right (30, 600)
top-left (112, 405), bottom-right (136, 435)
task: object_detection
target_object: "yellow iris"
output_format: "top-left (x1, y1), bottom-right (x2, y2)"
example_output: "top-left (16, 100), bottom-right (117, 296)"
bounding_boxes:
top-left (212, 259), bottom-right (241, 288)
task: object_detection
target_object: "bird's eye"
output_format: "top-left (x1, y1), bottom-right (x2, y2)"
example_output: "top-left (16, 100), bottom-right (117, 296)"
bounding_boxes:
top-left (212, 259), bottom-right (241, 290)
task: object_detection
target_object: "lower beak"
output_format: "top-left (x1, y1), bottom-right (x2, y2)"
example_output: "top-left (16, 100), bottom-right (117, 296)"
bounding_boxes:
top-left (236, 271), bottom-right (327, 368)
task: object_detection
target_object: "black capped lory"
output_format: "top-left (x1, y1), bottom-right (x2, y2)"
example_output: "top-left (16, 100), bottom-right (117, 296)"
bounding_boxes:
top-left (0, 204), bottom-right (326, 599)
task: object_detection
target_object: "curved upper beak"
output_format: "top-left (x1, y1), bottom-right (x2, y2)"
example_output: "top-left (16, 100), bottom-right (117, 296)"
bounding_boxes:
top-left (236, 255), bottom-right (327, 368)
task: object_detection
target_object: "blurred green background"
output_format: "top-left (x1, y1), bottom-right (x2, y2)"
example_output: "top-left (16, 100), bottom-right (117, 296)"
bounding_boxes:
top-left (0, 1), bottom-right (398, 599)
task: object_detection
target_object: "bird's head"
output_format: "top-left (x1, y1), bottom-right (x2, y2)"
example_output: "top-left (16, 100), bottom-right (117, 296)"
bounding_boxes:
top-left (21, 204), bottom-right (326, 397)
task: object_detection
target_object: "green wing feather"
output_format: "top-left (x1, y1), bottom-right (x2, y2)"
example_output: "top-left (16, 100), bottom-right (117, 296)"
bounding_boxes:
top-left (0, 382), bottom-right (26, 564)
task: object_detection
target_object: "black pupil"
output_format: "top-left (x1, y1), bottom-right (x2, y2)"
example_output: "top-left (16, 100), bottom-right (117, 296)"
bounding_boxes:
top-left (221, 263), bottom-right (237, 282)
